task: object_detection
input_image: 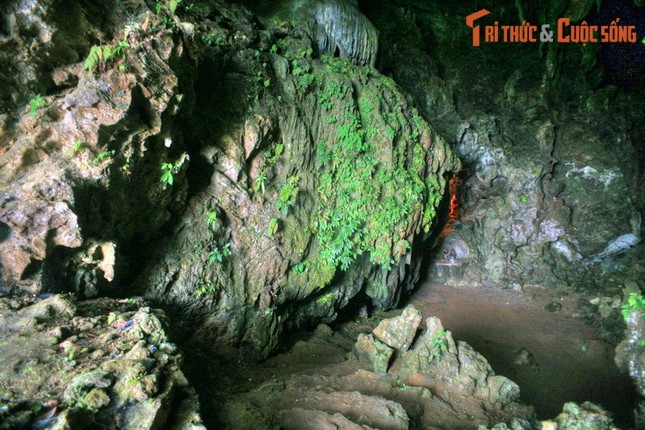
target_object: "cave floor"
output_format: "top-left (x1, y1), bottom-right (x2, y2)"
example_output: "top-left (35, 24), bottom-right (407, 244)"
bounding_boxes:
top-left (189, 281), bottom-right (637, 428)
top-left (408, 281), bottom-right (636, 426)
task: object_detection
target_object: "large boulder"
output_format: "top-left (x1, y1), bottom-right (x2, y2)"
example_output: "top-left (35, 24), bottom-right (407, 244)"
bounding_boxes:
top-left (0, 0), bottom-right (457, 357)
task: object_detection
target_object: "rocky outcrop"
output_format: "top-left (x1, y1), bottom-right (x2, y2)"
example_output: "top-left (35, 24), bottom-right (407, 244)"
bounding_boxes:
top-left (0, 0), bottom-right (457, 357)
top-left (304, 0), bottom-right (379, 67)
top-left (0, 0), bottom-right (191, 297)
top-left (616, 304), bottom-right (645, 427)
top-left (0, 294), bottom-right (204, 429)
top-left (222, 307), bottom-right (535, 429)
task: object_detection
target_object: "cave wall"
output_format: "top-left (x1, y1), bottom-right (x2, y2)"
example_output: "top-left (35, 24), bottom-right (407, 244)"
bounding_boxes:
top-left (0, 0), bottom-right (457, 356)
top-left (362, 0), bottom-right (643, 291)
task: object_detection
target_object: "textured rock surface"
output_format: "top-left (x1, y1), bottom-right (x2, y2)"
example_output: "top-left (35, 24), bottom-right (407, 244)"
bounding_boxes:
top-left (219, 308), bottom-right (534, 429)
top-left (615, 307), bottom-right (645, 426)
top-left (0, 0), bottom-right (189, 297)
top-left (553, 402), bottom-right (616, 430)
top-left (394, 315), bottom-right (522, 406)
top-left (372, 305), bottom-right (422, 351)
top-left (0, 0), bottom-right (457, 357)
top-left (306, 0), bottom-right (379, 67)
top-left (363, 1), bottom-right (643, 291)
top-left (352, 333), bottom-right (393, 372)
top-left (0, 295), bottom-right (204, 429)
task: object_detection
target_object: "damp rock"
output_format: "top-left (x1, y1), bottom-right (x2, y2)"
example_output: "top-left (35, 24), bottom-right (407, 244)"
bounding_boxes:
top-left (352, 333), bottom-right (394, 373)
top-left (513, 348), bottom-right (541, 373)
top-left (82, 388), bottom-right (111, 410)
top-left (15, 295), bottom-right (76, 328)
top-left (63, 371), bottom-right (113, 407)
top-left (294, 0), bottom-right (379, 67)
top-left (554, 401), bottom-right (615, 429)
top-left (372, 305), bottom-right (422, 352)
top-left (615, 307), bottom-right (645, 396)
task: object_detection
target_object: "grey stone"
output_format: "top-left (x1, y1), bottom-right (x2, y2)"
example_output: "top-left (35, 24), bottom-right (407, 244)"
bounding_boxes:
top-left (372, 306), bottom-right (422, 352)
top-left (352, 333), bottom-right (394, 373)
top-left (555, 402), bottom-right (615, 429)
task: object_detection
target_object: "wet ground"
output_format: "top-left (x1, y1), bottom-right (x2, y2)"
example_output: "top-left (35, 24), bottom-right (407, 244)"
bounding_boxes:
top-left (408, 281), bottom-right (637, 427)
top-left (182, 278), bottom-right (638, 428)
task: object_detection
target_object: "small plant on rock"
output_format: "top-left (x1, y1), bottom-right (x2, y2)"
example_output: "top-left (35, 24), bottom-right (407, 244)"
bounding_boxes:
top-left (202, 33), bottom-right (224, 46)
top-left (267, 218), bottom-right (279, 237)
top-left (65, 140), bottom-right (85, 158)
top-left (93, 150), bottom-right (116, 165)
top-left (276, 175), bottom-right (299, 216)
top-left (85, 29), bottom-right (131, 73)
top-left (195, 278), bottom-right (219, 296)
top-left (255, 171), bottom-right (267, 195)
top-left (621, 292), bottom-right (645, 321)
top-left (208, 243), bottom-right (231, 264)
top-left (430, 329), bottom-right (448, 362)
top-left (206, 211), bottom-right (218, 229)
top-left (28, 94), bottom-right (46, 117)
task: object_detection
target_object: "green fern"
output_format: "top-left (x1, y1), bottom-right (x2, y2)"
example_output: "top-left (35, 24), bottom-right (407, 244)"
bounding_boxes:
top-left (276, 176), bottom-right (299, 216)
top-left (85, 30), bottom-right (130, 73)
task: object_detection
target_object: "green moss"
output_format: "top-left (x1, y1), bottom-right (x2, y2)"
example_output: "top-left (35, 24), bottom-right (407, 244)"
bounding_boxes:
top-left (316, 292), bottom-right (335, 306)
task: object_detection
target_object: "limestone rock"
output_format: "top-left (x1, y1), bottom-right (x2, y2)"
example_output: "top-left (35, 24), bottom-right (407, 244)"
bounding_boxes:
top-left (352, 333), bottom-right (394, 373)
top-left (0, 294), bottom-right (205, 429)
top-left (615, 308), bottom-right (645, 396)
top-left (63, 371), bottom-right (113, 407)
top-left (372, 305), bottom-right (422, 352)
top-left (284, 391), bottom-right (409, 430)
top-left (395, 316), bottom-right (522, 406)
top-left (83, 388), bottom-right (111, 410)
top-left (14, 295), bottom-right (76, 328)
top-left (307, 0), bottom-right (378, 67)
top-left (554, 402), bottom-right (615, 429)
top-left (277, 408), bottom-right (373, 430)
top-left (487, 375), bottom-right (521, 404)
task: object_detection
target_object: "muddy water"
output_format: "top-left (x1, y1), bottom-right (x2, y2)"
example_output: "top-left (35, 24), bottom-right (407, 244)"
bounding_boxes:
top-left (408, 282), bottom-right (637, 426)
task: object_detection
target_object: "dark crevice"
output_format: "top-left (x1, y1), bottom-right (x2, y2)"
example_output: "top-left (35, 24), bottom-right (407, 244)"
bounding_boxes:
top-left (0, 221), bottom-right (10, 243)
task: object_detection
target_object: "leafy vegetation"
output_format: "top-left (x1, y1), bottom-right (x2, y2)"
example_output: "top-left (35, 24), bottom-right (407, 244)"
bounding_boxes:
top-left (308, 66), bottom-right (435, 272)
top-left (65, 140), bottom-right (85, 158)
top-left (195, 278), bottom-right (219, 296)
top-left (202, 33), bottom-right (224, 46)
top-left (430, 329), bottom-right (448, 362)
top-left (28, 94), bottom-right (46, 117)
top-left (85, 30), bottom-right (130, 73)
top-left (621, 292), bottom-right (645, 321)
top-left (276, 175), bottom-right (299, 216)
top-left (206, 211), bottom-right (218, 229)
top-left (208, 243), bottom-right (231, 264)
top-left (92, 150), bottom-right (115, 165)
top-left (155, 0), bottom-right (182, 15)
top-left (267, 218), bottom-right (279, 237)
top-left (255, 172), bottom-right (268, 194)
top-left (291, 59), bottom-right (314, 91)
top-left (160, 156), bottom-right (186, 186)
